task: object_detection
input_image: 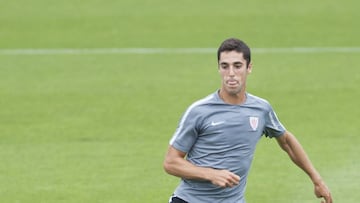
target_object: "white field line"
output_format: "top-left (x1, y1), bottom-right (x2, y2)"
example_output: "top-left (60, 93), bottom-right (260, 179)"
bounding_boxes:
top-left (0, 47), bottom-right (360, 55)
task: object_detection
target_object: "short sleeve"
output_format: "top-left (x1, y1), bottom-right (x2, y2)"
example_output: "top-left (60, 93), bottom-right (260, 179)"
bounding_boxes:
top-left (169, 108), bottom-right (200, 153)
top-left (263, 106), bottom-right (286, 138)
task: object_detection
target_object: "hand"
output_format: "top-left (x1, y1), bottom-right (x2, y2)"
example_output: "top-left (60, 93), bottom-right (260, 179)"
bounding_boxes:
top-left (207, 169), bottom-right (240, 188)
top-left (314, 180), bottom-right (332, 203)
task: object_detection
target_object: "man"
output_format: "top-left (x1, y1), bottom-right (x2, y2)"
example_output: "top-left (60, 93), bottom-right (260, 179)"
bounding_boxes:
top-left (163, 38), bottom-right (332, 203)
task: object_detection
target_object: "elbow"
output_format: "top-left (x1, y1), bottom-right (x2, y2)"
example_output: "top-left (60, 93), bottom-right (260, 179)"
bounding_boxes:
top-left (163, 146), bottom-right (186, 176)
top-left (163, 157), bottom-right (174, 175)
top-left (163, 156), bottom-right (182, 177)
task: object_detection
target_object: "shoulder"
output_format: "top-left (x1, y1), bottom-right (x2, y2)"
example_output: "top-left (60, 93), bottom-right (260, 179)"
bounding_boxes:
top-left (246, 93), bottom-right (272, 109)
top-left (185, 92), bottom-right (217, 114)
top-left (177, 92), bottom-right (217, 125)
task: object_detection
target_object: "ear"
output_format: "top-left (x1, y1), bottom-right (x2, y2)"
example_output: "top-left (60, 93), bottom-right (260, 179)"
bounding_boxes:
top-left (247, 62), bottom-right (253, 74)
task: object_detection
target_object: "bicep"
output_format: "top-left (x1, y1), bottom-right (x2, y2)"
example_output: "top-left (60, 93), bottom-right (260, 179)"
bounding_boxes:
top-left (163, 145), bottom-right (188, 174)
top-left (276, 131), bottom-right (291, 151)
top-left (165, 145), bottom-right (187, 160)
top-left (275, 131), bottom-right (302, 157)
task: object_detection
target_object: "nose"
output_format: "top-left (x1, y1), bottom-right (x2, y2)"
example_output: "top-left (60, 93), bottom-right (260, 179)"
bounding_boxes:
top-left (229, 67), bottom-right (235, 76)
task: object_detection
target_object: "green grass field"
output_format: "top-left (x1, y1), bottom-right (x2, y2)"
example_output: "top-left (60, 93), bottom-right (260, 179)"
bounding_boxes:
top-left (1, 0), bottom-right (359, 202)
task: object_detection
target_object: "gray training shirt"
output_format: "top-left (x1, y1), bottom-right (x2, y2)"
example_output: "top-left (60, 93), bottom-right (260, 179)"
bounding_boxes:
top-left (169, 91), bottom-right (286, 203)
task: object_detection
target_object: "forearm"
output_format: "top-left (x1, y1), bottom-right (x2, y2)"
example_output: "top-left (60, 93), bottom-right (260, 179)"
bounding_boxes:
top-left (278, 132), bottom-right (322, 184)
top-left (163, 155), bottom-right (212, 181)
top-left (277, 132), bottom-right (332, 202)
top-left (163, 146), bottom-right (240, 187)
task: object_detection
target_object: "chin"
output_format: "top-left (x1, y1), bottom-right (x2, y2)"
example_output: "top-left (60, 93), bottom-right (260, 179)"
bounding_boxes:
top-left (226, 88), bottom-right (242, 95)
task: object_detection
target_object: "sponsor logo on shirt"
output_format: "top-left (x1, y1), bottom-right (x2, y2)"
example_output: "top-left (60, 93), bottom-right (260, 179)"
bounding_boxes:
top-left (211, 121), bottom-right (225, 126)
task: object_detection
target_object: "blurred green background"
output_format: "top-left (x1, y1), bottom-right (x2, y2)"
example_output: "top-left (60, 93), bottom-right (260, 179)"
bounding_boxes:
top-left (1, 0), bottom-right (359, 202)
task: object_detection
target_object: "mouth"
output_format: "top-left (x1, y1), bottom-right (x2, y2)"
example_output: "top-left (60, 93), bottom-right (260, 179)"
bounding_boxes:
top-left (227, 80), bottom-right (238, 86)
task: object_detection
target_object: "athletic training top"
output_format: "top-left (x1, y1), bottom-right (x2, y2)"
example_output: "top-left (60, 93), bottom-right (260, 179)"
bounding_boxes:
top-left (169, 91), bottom-right (286, 203)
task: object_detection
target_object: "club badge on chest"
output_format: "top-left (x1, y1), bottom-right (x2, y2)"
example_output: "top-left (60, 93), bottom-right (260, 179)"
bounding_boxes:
top-left (249, 117), bottom-right (259, 131)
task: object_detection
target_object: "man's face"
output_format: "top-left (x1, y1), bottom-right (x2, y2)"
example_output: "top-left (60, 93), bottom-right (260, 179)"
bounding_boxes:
top-left (218, 51), bottom-right (252, 95)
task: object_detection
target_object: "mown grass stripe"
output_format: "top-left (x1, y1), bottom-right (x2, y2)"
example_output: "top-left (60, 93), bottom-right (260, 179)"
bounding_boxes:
top-left (0, 47), bottom-right (360, 55)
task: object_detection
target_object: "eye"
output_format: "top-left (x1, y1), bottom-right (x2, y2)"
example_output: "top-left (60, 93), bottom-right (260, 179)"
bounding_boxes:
top-left (220, 64), bottom-right (229, 69)
top-left (234, 63), bottom-right (243, 69)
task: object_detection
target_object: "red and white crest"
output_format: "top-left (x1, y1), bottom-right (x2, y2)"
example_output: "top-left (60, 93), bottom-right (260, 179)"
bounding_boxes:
top-left (249, 117), bottom-right (259, 131)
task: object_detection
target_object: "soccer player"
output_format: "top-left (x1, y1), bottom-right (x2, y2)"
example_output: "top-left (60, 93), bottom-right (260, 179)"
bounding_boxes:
top-left (163, 38), bottom-right (332, 203)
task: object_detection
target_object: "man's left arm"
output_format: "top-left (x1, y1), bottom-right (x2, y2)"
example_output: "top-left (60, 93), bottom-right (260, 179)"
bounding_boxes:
top-left (276, 131), bottom-right (332, 203)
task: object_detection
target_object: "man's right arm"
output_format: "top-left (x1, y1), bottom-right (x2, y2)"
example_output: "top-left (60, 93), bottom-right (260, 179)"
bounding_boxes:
top-left (163, 145), bottom-right (240, 188)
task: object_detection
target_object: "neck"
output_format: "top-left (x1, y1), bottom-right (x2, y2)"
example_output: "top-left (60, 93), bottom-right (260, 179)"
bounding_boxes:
top-left (219, 89), bottom-right (247, 105)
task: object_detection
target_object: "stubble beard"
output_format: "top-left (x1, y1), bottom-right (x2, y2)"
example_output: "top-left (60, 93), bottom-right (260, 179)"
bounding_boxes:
top-left (224, 82), bottom-right (244, 96)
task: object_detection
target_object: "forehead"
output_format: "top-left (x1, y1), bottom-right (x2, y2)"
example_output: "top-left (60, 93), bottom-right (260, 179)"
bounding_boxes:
top-left (219, 51), bottom-right (246, 63)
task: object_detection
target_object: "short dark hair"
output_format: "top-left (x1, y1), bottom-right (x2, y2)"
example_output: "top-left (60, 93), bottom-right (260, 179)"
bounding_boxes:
top-left (217, 38), bottom-right (251, 66)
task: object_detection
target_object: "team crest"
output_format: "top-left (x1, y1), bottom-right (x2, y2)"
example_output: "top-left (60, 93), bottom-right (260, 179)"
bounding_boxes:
top-left (249, 117), bottom-right (259, 131)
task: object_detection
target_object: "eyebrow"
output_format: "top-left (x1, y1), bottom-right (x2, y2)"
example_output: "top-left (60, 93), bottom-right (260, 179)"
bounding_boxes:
top-left (220, 61), bottom-right (244, 65)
